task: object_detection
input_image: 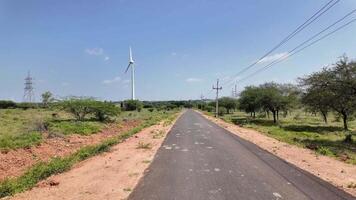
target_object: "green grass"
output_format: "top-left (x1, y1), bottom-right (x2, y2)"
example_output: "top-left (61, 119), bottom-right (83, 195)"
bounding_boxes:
top-left (48, 121), bottom-right (103, 136)
top-left (0, 132), bottom-right (42, 151)
top-left (0, 108), bottom-right (178, 150)
top-left (0, 109), bottom-right (179, 198)
top-left (219, 110), bottom-right (356, 165)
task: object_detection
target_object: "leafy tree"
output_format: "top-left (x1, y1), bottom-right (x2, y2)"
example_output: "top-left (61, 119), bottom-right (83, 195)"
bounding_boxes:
top-left (41, 91), bottom-right (54, 107)
top-left (238, 86), bottom-right (261, 118)
top-left (300, 83), bottom-right (331, 124)
top-left (258, 83), bottom-right (297, 123)
top-left (219, 97), bottom-right (238, 114)
top-left (300, 56), bottom-right (356, 137)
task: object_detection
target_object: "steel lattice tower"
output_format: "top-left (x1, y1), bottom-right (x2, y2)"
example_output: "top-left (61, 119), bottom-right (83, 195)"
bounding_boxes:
top-left (23, 71), bottom-right (35, 102)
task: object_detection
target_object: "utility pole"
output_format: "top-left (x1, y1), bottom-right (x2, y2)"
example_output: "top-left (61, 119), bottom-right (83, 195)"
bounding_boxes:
top-left (212, 79), bottom-right (222, 117)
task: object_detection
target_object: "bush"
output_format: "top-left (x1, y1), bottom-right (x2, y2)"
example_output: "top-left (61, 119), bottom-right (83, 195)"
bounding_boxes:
top-left (0, 100), bottom-right (16, 109)
top-left (91, 101), bottom-right (120, 122)
top-left (58, 98), bottom-right (120, 121)
top-left (123, 100), bottom-right (143, 111)
top-left (16, 103), bottom-right (37, 110)
top-left (218, 107), bottom-right (227, 116)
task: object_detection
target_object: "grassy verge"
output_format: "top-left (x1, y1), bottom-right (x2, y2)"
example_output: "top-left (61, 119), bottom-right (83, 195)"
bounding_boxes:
top-left (0, 132), bottom-right (42, 151)
top-left (0, 110), bottom-right (179, 198)
top-left (48, 121), bottom-right (103, 136)
top-left (215, 111), bottom-right (356, 165)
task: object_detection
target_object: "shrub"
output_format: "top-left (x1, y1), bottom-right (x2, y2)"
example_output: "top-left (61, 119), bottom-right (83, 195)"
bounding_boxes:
top-left (0, 100), bottom-right (16, 109)
top-left (16, 102), bottom-right (37, 110)
top-left (123, 100), bottom-right (143, 111)
top-left (218, 107), bottom-right (227, 116)
top-left (91, 101), bottom-right (120, 122)
top-left (58, 98), bottom-right (120, 121)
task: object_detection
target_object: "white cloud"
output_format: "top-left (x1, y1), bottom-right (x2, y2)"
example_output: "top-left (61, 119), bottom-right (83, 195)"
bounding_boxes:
top-left (186, 78), bottom-right (203, 83)
top-left (85, 48), bottom-right (110, 62)
top-left (102, 76), bottom-right (121, 84)
top-left (171, 52), bottom-right (177, 56)
top-left (257, 52), bottom-right (289, 64)
top-left (85, 48), bottom-right (104, 56)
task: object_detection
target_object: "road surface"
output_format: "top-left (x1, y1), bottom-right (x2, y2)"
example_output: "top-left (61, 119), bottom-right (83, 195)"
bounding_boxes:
top-left (129, 110), bottom-right (354, 200)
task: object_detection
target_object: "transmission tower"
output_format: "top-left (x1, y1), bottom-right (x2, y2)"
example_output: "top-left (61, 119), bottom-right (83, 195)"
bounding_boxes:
top-left (23, 71), bottom-right (35, 102)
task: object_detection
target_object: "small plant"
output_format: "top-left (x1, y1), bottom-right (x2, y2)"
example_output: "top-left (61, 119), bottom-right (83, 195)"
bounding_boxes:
top-left (123, 188), bottom-right (132, 192)
top-left (136, 142), bottom-right (152, 149)
top-left (153, 130), bottom-right (165, 139)
top-left (316, 146), bottom-right (333, 156)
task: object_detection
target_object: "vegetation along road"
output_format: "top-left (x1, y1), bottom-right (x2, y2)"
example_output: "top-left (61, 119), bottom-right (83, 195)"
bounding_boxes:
top-left (129, 110), bottom-right (354, 200)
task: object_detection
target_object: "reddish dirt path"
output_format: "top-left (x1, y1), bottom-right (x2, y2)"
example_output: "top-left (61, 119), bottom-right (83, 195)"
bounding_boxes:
top-left (199, 111), bottom-right (356, 197)
top-left (8, 114), bottom-right (180, 200)
top-left (0, 120), bottom-right (140, 181)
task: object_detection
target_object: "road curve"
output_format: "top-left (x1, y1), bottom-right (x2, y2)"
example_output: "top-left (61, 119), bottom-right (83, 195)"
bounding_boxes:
top-left (128, 110), bottom-right (354, 200)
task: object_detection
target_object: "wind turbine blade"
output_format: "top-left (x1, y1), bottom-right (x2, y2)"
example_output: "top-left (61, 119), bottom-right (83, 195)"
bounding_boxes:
top-left (125, 63), bottom-right (131, 73)
top-left (129, 46), bottom-right (134, 63)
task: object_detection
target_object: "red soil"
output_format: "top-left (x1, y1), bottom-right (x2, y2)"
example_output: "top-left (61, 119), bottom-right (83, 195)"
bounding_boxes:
top-left (0, 120), bottom-right (141, 181)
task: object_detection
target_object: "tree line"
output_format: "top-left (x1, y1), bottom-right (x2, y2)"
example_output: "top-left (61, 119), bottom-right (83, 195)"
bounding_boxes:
top-left (199, 56), bottom-right (356, 139)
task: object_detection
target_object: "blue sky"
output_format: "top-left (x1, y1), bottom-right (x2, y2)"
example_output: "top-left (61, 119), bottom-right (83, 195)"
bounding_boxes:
top-left (1, 0), bottom-right (355, 101)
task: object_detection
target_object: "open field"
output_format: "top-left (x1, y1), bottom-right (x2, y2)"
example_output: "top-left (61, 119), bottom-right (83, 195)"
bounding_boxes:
top-left (0, 107), bottom-right (180, 198)
top-left (216, 110), bottom-right (356, 165)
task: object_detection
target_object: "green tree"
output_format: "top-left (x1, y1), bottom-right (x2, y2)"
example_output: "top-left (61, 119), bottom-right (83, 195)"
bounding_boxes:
top-left (300, 55), bottom-right (356, 135)
top-left (238, 86), bottom-right (261, 118)
top-left (41, 91), bottom-right (54, 107)
top-left (219, 97), bottom-right (238, 114)
top-left (258, 83), bottom-right (297, 123)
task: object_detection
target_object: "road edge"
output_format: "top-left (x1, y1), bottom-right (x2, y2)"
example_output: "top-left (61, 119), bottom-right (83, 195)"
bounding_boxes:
top-left (195, 110), bottom-right (356, 197)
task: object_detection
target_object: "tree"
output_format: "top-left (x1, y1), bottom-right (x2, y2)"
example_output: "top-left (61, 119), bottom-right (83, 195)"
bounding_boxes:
top-left (300, 56), bottom-right (356, 133)
top-left (59, 98), bottom-right (120, 121)
top-left (219, 97), bottom-right (238, 114)
top-left (300, 82), bottom-right (332, 124)
top-left (238, 86), bottom-right (261, 118)
top-left (258, 83), bottom-right (297, 123)
top-left (41, 91), bottom-right (54, 107)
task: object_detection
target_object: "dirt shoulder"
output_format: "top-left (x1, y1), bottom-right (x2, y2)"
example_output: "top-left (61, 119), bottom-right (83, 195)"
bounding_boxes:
top-left (0, 120), bottom-right (141, 181)
top-left (6, 113), bottom-right (181, 200)
top-left (198, 111), bottom-right (356, 197)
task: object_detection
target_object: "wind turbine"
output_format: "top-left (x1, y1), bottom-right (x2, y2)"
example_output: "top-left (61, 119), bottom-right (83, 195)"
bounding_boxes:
top-left (125, 47), bottom-right (136, 100)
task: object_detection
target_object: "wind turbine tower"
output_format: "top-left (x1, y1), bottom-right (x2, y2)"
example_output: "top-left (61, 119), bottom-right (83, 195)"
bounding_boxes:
top-left (125, 47), bottom-right (136, 100)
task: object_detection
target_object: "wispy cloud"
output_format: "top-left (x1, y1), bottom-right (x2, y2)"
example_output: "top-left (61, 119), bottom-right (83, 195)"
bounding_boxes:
top-left (85, 48), bottom-right (110, 62)
top-left (257, 52), bottom-right (289, 64)
top-left (85, 48), bottom-right (104, 56)
top-left (186, 78), bottom-right (203, 83)
top-left (171, 52), bottom-right (177, 56)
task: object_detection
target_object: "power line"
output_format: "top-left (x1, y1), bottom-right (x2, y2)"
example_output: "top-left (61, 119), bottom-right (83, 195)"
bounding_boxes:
top-left (235, 16), bottom-right (356, 85)
top-left (222, 0), bottom-right (340, 87)
top-left (203, 0), bottom-right (340, 98)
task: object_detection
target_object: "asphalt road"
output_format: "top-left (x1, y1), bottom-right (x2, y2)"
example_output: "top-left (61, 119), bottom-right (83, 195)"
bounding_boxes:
top-left (129, 110), bottom-right (354, 200)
